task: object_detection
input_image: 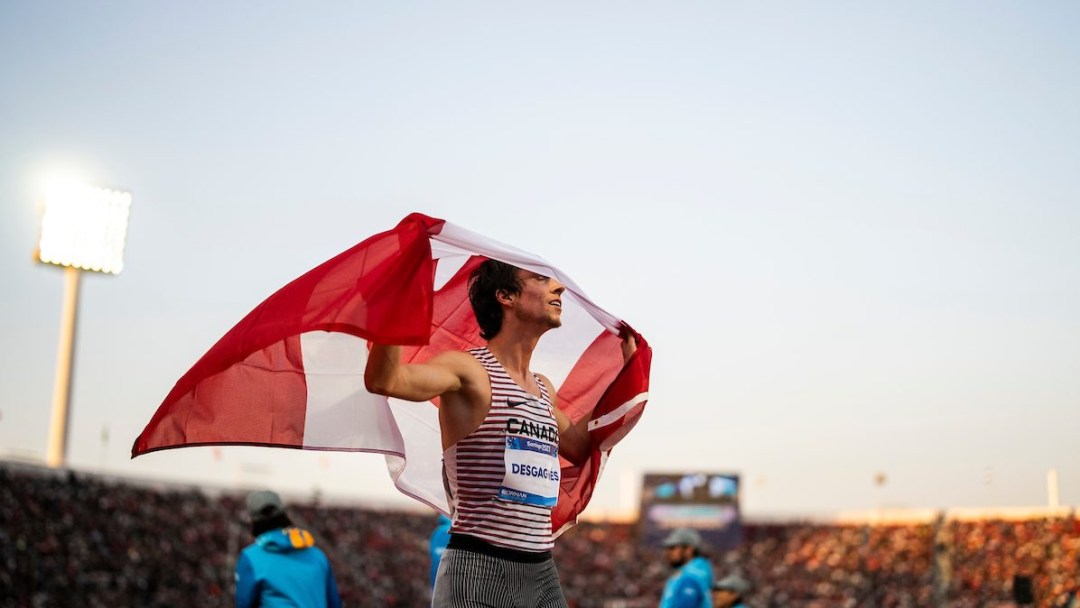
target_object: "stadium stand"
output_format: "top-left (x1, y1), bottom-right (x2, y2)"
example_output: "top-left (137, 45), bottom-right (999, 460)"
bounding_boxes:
top-left (2, 464), bottom-right (1077, 607)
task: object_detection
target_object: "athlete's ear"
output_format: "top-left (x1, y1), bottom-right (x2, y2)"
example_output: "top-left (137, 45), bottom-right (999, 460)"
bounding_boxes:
top-left (495, 289), bottom-right (515, 305)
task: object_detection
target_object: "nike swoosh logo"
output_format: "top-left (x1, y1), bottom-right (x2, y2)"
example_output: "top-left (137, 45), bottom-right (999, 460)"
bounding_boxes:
top-left (507, 399), bottom-right (530, 408)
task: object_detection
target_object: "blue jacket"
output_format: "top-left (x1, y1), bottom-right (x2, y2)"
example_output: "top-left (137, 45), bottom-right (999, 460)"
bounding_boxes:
top-left (429, 514), bottom-right (452, 588)
top-left (659, 556), bottom-right (713, 608)
top-left (236, 527), bottom-right (342, 608)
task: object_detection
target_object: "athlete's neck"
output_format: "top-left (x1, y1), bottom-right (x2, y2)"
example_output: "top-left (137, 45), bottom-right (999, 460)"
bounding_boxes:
top-left (485, 333), bottom-right (540, 381)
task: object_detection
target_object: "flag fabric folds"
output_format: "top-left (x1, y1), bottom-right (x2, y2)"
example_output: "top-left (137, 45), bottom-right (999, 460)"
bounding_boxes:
top-left (132, 212), bottom-right (651, 534)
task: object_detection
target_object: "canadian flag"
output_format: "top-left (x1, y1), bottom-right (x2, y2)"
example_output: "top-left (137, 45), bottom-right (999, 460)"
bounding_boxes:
top-left (132, 213), bottom-right (651, 534)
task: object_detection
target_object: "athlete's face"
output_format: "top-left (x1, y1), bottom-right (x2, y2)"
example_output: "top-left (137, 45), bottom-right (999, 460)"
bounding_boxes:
top-left (509, 270), bottom-right (565, 330)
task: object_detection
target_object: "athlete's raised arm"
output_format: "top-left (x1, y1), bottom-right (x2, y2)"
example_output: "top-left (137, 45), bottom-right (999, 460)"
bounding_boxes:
top-left (551, 331), bottom-right (638, 464)
top-left (365, 344), bottom-right (472, 402)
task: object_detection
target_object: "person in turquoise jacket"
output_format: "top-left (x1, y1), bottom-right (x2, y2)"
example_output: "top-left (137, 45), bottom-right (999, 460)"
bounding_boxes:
top-left (235, 490), bottom-right (342, 608)
top-left (658, 528), bottom-right (713, 608)
top-left (712, 574), bottom-right (752, 608)
top-left (429, 513), bottom-right (452, 588)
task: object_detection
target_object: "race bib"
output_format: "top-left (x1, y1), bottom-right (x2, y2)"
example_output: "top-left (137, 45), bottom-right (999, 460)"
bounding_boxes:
top-left (498, 418), bottom-right (560, 508)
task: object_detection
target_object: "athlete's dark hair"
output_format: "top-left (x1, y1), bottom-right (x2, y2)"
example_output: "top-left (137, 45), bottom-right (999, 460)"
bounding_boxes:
top-left (468, 259), bottom-right (522, 340)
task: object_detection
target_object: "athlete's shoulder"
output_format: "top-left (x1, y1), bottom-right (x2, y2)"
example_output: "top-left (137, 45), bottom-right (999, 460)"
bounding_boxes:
top-left (535, 372), bottom-right (559, 406)
top-left (429, 349), bottom-right (485, 368)
top-left (426, 349), bottom-right (488, 386)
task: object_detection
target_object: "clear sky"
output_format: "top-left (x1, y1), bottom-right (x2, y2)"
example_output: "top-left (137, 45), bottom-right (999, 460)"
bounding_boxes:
top-left (2, 1), bottom-right (1078, 518)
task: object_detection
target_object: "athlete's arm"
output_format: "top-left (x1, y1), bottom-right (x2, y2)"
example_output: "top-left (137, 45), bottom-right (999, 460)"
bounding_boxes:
top-left (550, 331), bottom-right (637, 465)
top-left (552, 400), bottom-right (588, 465)
top-left (365, 344), bottom-right (468, 401)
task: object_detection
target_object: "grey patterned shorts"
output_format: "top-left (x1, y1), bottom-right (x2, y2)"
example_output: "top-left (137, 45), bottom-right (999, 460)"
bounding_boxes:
top-left (432, 546), bottom-right (569, 608)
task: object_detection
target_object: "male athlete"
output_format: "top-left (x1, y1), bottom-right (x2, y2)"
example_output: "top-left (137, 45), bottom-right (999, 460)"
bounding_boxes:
top-left (365, 259), bottom-right (636, 607)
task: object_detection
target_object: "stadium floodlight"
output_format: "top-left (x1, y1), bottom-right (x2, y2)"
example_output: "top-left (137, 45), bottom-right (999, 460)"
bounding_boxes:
top-left (37, 179), bottom-right (132, 274)
top-left (35, 177), bottom-right (132, 469)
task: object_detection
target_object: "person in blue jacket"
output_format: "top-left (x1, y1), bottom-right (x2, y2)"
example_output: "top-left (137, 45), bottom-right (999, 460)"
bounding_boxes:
top-left (711, 575), bottom-right (752, 608)
top-left (235, 490), bottom-right (342, 608)
top-left (429, 513), bottom-right (452, 588)
top-left (658, 527), bottom-right (713, 608)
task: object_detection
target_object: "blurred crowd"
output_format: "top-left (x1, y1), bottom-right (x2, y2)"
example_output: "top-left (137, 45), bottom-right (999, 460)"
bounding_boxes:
top-left (2, 464), bottom-right (1077, 607)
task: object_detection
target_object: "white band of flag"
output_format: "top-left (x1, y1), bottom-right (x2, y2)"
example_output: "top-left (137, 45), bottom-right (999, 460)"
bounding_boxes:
top-left (588, 392), bottom-right (649, 432)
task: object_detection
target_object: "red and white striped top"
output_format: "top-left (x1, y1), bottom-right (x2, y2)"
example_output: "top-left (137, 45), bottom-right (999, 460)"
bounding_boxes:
top-left (443, 347), bottom-right (558, 552)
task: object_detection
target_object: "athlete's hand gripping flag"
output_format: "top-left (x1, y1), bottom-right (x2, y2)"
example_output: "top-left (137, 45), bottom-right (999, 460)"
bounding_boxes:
top-left (132, 213), bottom-right (651, 533)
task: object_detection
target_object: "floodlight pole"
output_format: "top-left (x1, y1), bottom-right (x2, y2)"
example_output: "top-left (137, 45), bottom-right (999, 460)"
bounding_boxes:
top-left (1048, 468), bottom-right (1060, 509)
top-left (46, 265), bottom-right (81, 468)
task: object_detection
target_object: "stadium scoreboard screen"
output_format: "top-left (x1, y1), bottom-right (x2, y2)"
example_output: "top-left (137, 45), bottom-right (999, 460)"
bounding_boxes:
top-left (640, 472), bottom-right (741, 551)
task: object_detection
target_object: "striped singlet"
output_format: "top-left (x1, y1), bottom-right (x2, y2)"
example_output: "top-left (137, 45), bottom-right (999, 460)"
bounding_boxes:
top-left (443, 347), bottom-right (559, 553)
